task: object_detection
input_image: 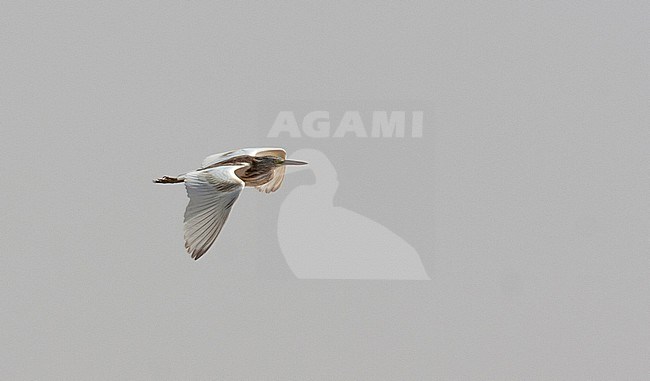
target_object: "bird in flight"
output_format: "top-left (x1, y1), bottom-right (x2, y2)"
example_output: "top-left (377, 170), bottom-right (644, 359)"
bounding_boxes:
top-left (154, 147), bottom-right (307, 260)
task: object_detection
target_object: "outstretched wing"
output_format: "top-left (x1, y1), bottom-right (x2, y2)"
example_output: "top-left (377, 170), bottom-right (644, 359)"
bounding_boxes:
top-left (201, 147), bottom-right (286, 168)
top-left (183, 164), bottom-right (247, 260)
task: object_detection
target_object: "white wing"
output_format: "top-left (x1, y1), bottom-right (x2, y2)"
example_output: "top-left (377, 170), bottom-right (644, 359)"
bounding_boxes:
top-left (183, 164), bottom-right (247, 260)
top-left (201, 147), bottom-right (286, 168)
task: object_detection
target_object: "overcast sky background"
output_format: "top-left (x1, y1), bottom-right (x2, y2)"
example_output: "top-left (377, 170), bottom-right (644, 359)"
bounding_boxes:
top-left (1, 1), bottom-right (649, 380)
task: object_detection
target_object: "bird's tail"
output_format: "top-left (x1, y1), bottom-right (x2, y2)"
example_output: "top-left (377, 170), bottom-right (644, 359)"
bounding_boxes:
top-left (153, 175), bottom-right (184, 184)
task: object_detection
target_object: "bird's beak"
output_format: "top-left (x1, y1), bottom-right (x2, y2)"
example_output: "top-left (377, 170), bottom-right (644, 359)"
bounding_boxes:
top-left (282, 159), bottom-right (308, 166)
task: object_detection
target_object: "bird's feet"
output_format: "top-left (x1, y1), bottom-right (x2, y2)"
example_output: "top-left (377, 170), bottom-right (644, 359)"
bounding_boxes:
top-left (153, 176), bottom-right (183, 184)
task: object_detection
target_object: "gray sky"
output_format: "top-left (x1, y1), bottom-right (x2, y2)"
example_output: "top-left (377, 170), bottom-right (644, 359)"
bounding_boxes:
top-left (1, 1), bottom-right (649, 380)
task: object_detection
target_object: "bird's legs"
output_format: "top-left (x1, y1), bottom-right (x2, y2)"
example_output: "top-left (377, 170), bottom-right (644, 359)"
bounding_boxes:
top-left (153, 175), bottom-right (184, 184)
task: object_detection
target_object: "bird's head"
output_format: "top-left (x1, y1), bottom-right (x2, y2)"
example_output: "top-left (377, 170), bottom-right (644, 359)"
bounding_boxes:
top-left (274, 156), bottom-right (308, 167)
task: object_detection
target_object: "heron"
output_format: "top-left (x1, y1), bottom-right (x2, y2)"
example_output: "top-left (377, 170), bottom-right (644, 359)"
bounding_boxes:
top-left (154, 147), bottom-right (307, 260)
